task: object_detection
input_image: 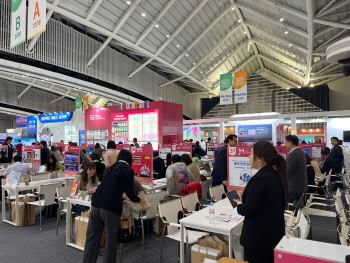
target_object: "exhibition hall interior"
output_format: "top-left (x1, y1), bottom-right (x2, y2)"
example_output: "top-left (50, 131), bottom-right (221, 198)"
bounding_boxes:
top-left (1, 0), bottom-right (350, 262)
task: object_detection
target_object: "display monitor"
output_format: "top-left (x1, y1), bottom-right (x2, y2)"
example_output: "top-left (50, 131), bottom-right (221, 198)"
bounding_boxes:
top-left (13, 138), bottom-right (36, 146)
top-left (237, 124), bottom-right (272, 143)
top-left (344, 131), bottom-right (350, 142)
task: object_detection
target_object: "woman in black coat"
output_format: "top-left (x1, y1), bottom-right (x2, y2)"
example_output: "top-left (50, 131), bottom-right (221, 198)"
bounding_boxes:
top-left (234, 141), bottom-right (289, 263)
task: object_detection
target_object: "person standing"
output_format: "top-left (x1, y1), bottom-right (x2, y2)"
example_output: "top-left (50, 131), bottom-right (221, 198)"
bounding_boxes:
top-left (5, 136), bottom-right (14, 163)
top-left (16, 140), bottom-right (23, 156)
top-left (200, 139), bottom-right (206, 151)
top-left (153, 151), bottom-right (165, 179)
top-left (212, 135), bottom-right (238, 187)
top-left (329, 137), bottom-right (344, 174)
top-left (234, 141), bottom-right (288, 263)
top-left (93, 143), bottom-right (104, 161)
top-left (40, 141), bottom-right (50, 165)
top-left (104, 140), bottom-right (120, 168)
top-left (133, 138), bottom-right (139, 147)
top-left (285, 135), bottom-right (307, 204)
top-left (83, 149), bottom-right (146, 263)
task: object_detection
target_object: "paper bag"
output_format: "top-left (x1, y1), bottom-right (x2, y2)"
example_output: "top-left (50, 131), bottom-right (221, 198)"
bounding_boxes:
top-left (75, 216), bottom-right (104, 248)
top-left (191, 245), bottom-right (222, 263)
top-left (217, 257), bottom-right (247, 263)
top-left (11, 197), bottom-right (36, 227)
top-left (198, 237), bottom-right (229, 257)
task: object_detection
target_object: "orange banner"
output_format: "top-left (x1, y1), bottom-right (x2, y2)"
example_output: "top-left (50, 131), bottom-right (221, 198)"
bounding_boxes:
top-left (297, 129), bottom-right (324, 134)
top-left (234, 70), bottom-right (247, 90)
top-left (83, 97), bottom-right (88, 109)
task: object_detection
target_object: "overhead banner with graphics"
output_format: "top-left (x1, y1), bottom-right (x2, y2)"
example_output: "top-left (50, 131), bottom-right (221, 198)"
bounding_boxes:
top-left (83, 97), bottom-right (89, 109)
top-left (234, 70), bottom-right (247, 104)
top-left (220, 73), bottom-right (233, 105)
top-left (10, 0), bottom-right (26, 49)
top-left (27, 0), bottom-right (46, 40)
top-left (75, 97), bottom-right (82, 110)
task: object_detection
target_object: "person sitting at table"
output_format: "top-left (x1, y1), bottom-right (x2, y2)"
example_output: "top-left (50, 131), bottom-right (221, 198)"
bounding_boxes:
top-left (91, 152), bottom-right (105, 181)
top-left (194, 141), bottom-right (206, 159)
top-left (0, 151), bottom-right (9, 163)
top-left (50, 146), bottom-right (63, 162)
top-left (181, 153), bottom-right (201, 182)
top-left (165, 154), bottom-right (195, 196)
top-left (3, 155), bottom-right (30, 177)
top-left (104, 140), bottom-right (120, 168)
top-left (73, 162), bottom-right (99, 215)
top-left (44, 154), bottom-right (64, 174)
top-left (153, 151), bottom-right (165, 179)
top-left (165, 152), bottom-right (172, 168)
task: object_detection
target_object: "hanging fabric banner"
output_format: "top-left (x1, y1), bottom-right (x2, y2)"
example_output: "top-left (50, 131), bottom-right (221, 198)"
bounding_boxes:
top-left (10, 0), bottom-right (26, 49)
top-left (220, 73), bottom-right (233, 105)
top-left (234, 70), bottom-right (247, 103)
top-left (27, 0), bottom-right (46, 40)
top-left (83, 97), bottom-right (89, 109)
top-left (75, 98), bottom-right (83, 110)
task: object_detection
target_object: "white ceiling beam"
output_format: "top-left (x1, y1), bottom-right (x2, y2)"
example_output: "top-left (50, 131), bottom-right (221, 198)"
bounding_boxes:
top-left (259, 0), bottom-right (308, 20)
top-left (314, 18), bottom-right (350, 30)
top-left (85, 0), bottom-right (104, 21)
top-left (315, 0), bottom-right (350, 18)
top-left (128, 0), bottom-right (209, 79)
top-left (244, 22), bottom-right (308, 54)
top-left (310, 73), bottom-right (344, 80)
top-left (86, 0), bottom-right (141, 67)
top-left (234, 2), bottom-right (308, 38)
top-left (313, 63), bottom-right (343, 76)
top-left (232, 4), bottom-right (265, 69)
top-left (17, 80), bottom-right (35, 100)
top-left (313, 51), bottom-right (326, 56)
top-left (183, 91), bottom-right (210, 96)
top-left (305, 0), bottom-right (315, 85)
top-left (135, 0), bottom-right (177, 45)
top-left (252, 39), bottom-right (307, 67)
top-left (49, 89), bottom-right (71, 104)
top-left (315, 0), bottom-right (337, 17)
top-left (313, 76), bottom-right (340, 86)
top-left (314, 17), bottom-right (350, 38)
top-left (159, 76), bottom-right (185, 88)
top-left (200, 40), bottom-right (250, 81)
top-left (27, 0), bottom-right (61, 52)
top-left (258, 54), bottom-right (305, 79)
top-left (171, 4), bottom-right (234, 66)
top-left (260, 68), bottom-right (299, 88)
top-left (312, 59), bottom-right (327, 68)
top-left (321, 10), bottom-right (350, 20)
top-left (314, 29), bottom-right (348, 52)
top-left (46, 3), bottom-right (217, 95)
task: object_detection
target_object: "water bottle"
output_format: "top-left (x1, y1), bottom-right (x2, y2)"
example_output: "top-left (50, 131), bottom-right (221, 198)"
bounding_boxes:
top-left (209, 202), bottom-right (215, 224)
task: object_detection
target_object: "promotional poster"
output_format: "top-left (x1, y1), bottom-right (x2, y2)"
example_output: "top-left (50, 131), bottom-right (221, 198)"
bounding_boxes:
top-left (171, 144), bottom-right (192, 157)
top-left (238, 124), bottom-right (273, 143)
top-left (64, 146), bottom-right (80, 178)
top-left (130, 146), bottom-right (153, 185)
top-left (159, 144), bottom-right (172, 160)
top-left (23, 146), bottom-right (33, 171)
top-left (276, 146), bottom-right (288, 159)
top-left (32, 145), bottom-right (41, 171)
top-left (52, 142), bottom-right (64, 153)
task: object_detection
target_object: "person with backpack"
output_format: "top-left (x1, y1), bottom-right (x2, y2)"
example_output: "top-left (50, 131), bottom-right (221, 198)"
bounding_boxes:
top-left (83, 149), bottom-right (146, 263)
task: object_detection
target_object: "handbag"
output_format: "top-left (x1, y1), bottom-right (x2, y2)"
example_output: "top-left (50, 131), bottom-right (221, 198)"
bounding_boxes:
top-left (124, 191), bottom-right (151, 212)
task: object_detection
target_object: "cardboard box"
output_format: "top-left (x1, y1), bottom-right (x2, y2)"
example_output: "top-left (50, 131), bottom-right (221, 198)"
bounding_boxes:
top-left (75, 216), bottom-right (104, 248)
top-left (198, 237), bottom-right (229, 258)
top-left (217, 257), bottom-right (247, 263)
top-left (11, 197), bottom-right (36, 227)
top-left (191, 245), bottom-right (222, 263)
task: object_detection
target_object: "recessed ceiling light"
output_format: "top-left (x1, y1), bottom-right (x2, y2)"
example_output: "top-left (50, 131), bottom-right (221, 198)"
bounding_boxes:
top-left (126, 1), bottom-right (131, 5)
top-left (185, 54), bottom-right (189, 57)
top-left (243, 31), bottom-right (247, 34)
top-left (289, 43), bottom-right (293, 47)
top-left (193, 63), bottom-right (196, 65)
top-left (176, 44), bottom-right (180, 48)
top-left (292, 54), bottom-right (296, 57)
top-left (286, 87), bottom-right (290, 90)
top-left (284, 31), bottom-right (288, 34)
top-left (249, 42), bottom-right (252, 45)
top-left (237, 19), bottom-right (241, 23)
top-left (207, 79), bottom-right (210, 82)
top-left (209, 96), bottom-right (212, 98)
top-left (200, 71), bottom-right (203, 74)
top-left (166, 34), bottom-right (170, 38)
top-left (280, 18), bottom-right (284, 22)
top-left (141, 13), bottom-right (146, 17)
top-left (232, 7), bottom-right (235, 11)
top-left (298, 86), bottom-right (301, 89)
top-left (310, 84), bottom-right (314, 87)
top-left (155, 24), bottom-right (159, 28)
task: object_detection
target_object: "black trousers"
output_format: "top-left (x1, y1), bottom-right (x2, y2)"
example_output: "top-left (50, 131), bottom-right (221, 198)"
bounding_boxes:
top-left (244, 248), bottom-right (275, 263)
top-left (83, 207), bottom-right (120, 263)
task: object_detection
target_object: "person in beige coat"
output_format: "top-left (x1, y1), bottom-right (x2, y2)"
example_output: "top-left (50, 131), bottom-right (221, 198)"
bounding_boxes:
top-left (104, 140), bottom-right (120, 168)
top-left (181, 153), bottom-right (201, 182)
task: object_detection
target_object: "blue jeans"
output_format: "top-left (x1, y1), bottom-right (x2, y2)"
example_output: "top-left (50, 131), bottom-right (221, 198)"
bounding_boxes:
top-left (72, 204), bottom-right (89, 216)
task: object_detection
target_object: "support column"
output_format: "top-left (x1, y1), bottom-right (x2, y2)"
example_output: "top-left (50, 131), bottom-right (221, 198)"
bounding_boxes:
top-left (291, 118), bottom-right (297, 135)
top-left (219, 121), bottom-right (224, 143)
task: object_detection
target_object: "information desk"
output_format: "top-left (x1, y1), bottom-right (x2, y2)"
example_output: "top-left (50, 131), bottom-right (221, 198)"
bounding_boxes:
top-left (179, 198), bottom-right (244, 263)
top-left (66, 198), bottom-right (91, 251)
top-left (275, 236), bottom-right (350, 262)
top-left (1, 178), bottom-right (68, 226)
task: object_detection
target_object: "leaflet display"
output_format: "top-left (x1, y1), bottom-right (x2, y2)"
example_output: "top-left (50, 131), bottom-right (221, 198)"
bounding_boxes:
top-left (64, 146), bottom-right (80, 178)
top-left (23, 146), bottom-right (33, 171)
top-left (112, 113), bottom-right (128, 143)
top-left (238, 124), bottom-right (272, 143)
top-left (130, 146), bottom-right (153, 184)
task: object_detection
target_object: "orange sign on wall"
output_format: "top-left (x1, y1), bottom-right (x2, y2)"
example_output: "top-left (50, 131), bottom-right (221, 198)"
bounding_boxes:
top-left (83, 97), bottom-right (88, 109)
top-left (297, 129), bottom-right (324, 134)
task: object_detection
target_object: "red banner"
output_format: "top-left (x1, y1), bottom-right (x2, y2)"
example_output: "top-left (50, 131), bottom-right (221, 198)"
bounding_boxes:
top-left (23, 146), bottom-right (33, 172)
top-left (64, 146), bottom-right (80, 178)
top-left (130, 146), bottom-right (153, 184)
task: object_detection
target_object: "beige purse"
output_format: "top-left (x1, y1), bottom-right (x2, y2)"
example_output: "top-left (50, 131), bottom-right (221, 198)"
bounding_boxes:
top-left (124, 191), bottom-right (151, 212)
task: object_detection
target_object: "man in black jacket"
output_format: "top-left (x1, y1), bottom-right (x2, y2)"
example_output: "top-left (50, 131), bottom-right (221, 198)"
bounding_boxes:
top-left (5, 136), bottom-right (14, 163)
top-left (329, 137), bottom-right (344, 174)
top-left (285, 135), bottom-right (307, 204)
top-left (153, 151), bottom-right (165, 178)
top-left (40, 141), bottom-right (50, 165)
top-left (212, 134), bottom-right (238, 187)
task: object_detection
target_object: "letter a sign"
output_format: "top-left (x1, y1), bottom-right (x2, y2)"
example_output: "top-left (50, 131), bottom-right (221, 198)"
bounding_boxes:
top-left (10, 0), bottom-right (26, 49)
top-left (27, 0), bottom-right (46, 40)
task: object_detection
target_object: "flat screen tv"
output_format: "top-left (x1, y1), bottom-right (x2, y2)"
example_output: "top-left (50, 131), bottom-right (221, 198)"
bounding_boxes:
top-left (343, 131), bottom-right (350, 142)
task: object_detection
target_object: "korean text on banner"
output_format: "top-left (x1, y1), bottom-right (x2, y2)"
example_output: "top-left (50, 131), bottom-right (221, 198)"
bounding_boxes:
top-left (10, 0), bottom-right (26, 49)
top-left (75, 98), bottom-right (82, 110)
top-left (220, 73), bottom-right (233, 105)
top-left (83, 97), bottom-right (89, 109)
top-left (234, 70), bottom-right (247, 104)
top-left (27, 0), bottom-right (46, 40)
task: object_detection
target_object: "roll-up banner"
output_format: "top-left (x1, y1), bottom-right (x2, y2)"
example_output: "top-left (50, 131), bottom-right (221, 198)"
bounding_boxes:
top-left (220, 73), bottom-right (233, 105)
top-left (234, 70), bottom-right (247, 104)
top-left (27, 0), bottom-right (46, 40)
top-left (10, 0), bottom-right (27, 49)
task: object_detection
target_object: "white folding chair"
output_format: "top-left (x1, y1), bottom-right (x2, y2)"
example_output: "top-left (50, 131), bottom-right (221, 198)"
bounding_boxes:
top-left (209, 184), bottom-right (225, 201)
top-left (56, 185), bottom-right (74, 236)
top-left (31, 174), bottom-right (50, 182)
top-left (25, 182), bottom-right (61, 230)
top-left (158, 198), bottom-right (208, 263)
top-left (58, 171), bottom-right (65, 178)
top-left (50, 171), bottom-right (58, 179)
top-left (65, 179), bottom-right (75, 189)
top-left (181, 192), bottom-right (200, 214)
top-left (200, 178), bottom-right (212, 201)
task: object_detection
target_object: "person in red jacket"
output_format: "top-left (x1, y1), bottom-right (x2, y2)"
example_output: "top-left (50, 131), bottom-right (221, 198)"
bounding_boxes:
top-left (15, 140), bottom-right (23, 156)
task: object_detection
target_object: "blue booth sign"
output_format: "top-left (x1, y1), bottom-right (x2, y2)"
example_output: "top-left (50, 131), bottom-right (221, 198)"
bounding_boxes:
top-left (16, 116), bottom-right (28, 128)
top-left (27, 116), bottom-right (37, 134)
top-left (79, 130), bottom-right (85, 145)
top-left (38, 112), bottom-right (73, 123)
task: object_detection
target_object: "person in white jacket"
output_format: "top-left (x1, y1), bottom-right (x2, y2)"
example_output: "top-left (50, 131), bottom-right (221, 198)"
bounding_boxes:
top-left (165, 154), bottom-right (195, 196)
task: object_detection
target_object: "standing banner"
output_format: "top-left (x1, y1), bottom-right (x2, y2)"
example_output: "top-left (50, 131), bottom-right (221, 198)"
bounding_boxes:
top-left (75, 98), bottom-right (83, 111)
top-left (299, 144), bottom-right (312, 158)
top-left (310, 143), bottom-right (326, 160)
top-left (227, 147), bottom-right (255, 195)
top-left (23, 146), bottom-right (33, 171)
top-left (171, 144), bottom-right (192, 157)
top-left (220, 73), bottom-right (233, 105)
top-left (234, 70), bottom-right (247, 103)
top-left (64, 146), bottom-right (80, 178)
top-left (10, 0), bottom-right (26, 49)
top-left (32, 145), bottom-right (41, 172)
top-left (27, 0), bottom-right (46, 40)
top-left (276, 146), bottom-right (288, 159)
top-left (83, 97), bottom-right (89, 109)
top-left (159, 144), bottom-right (172, 160)
top-left (130, 146), bottom-right (153, 185)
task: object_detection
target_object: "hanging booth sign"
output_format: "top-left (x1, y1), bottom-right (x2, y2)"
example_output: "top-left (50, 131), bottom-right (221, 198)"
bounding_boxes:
top-left (64, 146), bottom-right (80, 178)
top-left (130, 146), bottom-right (153, 184)
top-left (234, 70), bottom-right (247, 103)
top-left (83, 97), bottom-right (89, 109)
top-left (10, 0), bottom-right (26, 49)
top-left (227, 147), bottom-right (255, 195)
top-left (27, 0), bottom-right (46, 40)
top-left (171, 144), bottom-right (192, 157)
top-left (75, 98), bottom-right (83, 110)
top-left (38, 112), bottom-right (73, 123)
top-left (27, 116), bottom-right (37, 134)
top-left (16, 116), bottom-right (28, 128)
top-left (23, 146), bottom-right (33, 171)
top-left (159, 144), bottom-right (172, 160)
top-left (220, 73), bottom-right (233, 105)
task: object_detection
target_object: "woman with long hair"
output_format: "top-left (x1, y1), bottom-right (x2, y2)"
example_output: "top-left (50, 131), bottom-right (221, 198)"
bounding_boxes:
top-left (44, 154), bottom-right (64, 173)
top-left (234, 141), bottom-right (288, 263)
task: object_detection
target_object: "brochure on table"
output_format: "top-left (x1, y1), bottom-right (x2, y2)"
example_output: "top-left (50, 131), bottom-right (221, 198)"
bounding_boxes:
top-left (32, 145), bottom-right (41, 171)
top-left (1, 145), bottom-right (8, 158)
top-left (23, 146), bottom-right (33, 171)
top-left (130, 146), bottom-right (153, 184)
top-left (206, 143), bottom-right (226, 159)
top-left (5, 172), bottom-right (21, 188)
top-left (52, 142), bottom-right (64, 153)
top-left (64, 146), bottom-right (80, 178)
top-left (159, 144), bottom-right (172, 160)
top-left (227, 146), bottom-right (255, 195)
top-left (171, 144), bottom-right (192, 157)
